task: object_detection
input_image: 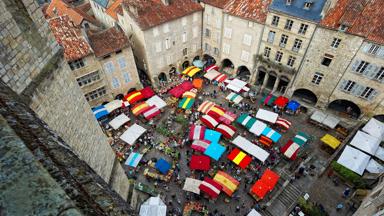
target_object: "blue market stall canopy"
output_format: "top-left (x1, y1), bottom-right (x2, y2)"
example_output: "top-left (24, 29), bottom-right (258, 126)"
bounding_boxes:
top-left (286, 100), bottom-right (300, 112)
top-left (155, 158), bottom-right (171, 175)
top-left (92, 105), bottom-right (109, 120)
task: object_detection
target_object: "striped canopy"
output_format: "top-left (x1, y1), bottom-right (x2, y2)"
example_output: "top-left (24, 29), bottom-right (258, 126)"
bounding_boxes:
top-left (182, 66), bottom-right (201, 77)
top-left (125, 90), bottom-right (144, 104)
top-left (275, 117), bottom-right (292, 130)
top-left (260, 94), bottom-right (277, 106)
top-left (213, 171), bottom-right (239, 197)
top-left (125, 152), bottom-right (143, 168)
top-left (131, 102), bottom-right (150, 116)
top-left (219, 111), bottom-right (237, 125)
top-left (215, 123), bottom-right (236, 139)
top-left (207, 105), bottom-right (226, 118)
top-left (191, 139), bottom-right (211, 152)
top-left (178, 97), bottom-right (195, 110)
top-left (142, 105), bottom-right (161, 120)
top-left (200, 114), bottom-right (219, 129)
top-left (198, 101), bottom-right (215, 114)
top-left (260, 127), bottom-right (282, 143)
top-left (280, 140), bottom-right (300, 160)
top-left (204, 65), bottom-right (219, 72)
top-left (293, 132), bottom-right (310, 146)
top-left (236, 114), bottom-right (257, 129)
top-left (182, 90), bottom-right (197, 98)
top-left (189, 124), bottom-right (206, 140)
top-left (226, 92), bottom-right (243, 104)
top-left (199, 177), bottom-right (222, 199)
top-left (227, 148), bottom-right (252, 169)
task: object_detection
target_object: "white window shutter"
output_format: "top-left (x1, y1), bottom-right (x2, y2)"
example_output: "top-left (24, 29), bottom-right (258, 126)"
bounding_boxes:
top-left (339, 79), bottom-right (348, 90)
top-left (362, 43), bottom-right (371, 53)
top-left (224, 28), bottom-right (232, 39)
top-left (351, 60), bottom-right (361, 72)
top-left (377, 47), bottom-right (384, 58)
top-left (351, 84), bottom-right (365, 96)
top-left (368, 89), bottom-right (378, 101)
top-left (366, 64), bottom-right (380, 79)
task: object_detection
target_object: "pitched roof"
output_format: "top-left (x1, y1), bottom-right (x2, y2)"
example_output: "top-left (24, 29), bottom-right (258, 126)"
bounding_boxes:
top-left (46, 0), bottom-right (99, 26)
top-left (87, 27), bottom-right (129, 57)
top-left (202, 0), bottom-right (231, 9)
top-left (122, 0), bottom-right (203, 30)
top-left (48, 16), bottom-right (92, 61)
top-left (321, 0), bottom-right (384, 44)
top-left (269, 0), bottom-right (327, 23)
top-left (223, 0), bottom-right (272, 24)
top-left (93, 0), bottom-right (110, 8)
top-left (106, 0), bottom-right (123, 20)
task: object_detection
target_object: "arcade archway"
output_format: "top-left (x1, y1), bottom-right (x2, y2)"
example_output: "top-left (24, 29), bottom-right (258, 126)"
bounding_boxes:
top-left (373, 115), bottom-right (384, 123)
top-left (203, 54), bottom-right (216, 67)
top-left (221, 58), bottom-right (234, 74)
top-left (236, 66), bottom-right (251, 81)
top-left (158, 72), bottom-right (167, 82)
top-left (292, 88), bottom-right (318, 105)
top-left (182, 61), bottom-right (190, 70)
top-left (328, 99), bottom-right (361, 119)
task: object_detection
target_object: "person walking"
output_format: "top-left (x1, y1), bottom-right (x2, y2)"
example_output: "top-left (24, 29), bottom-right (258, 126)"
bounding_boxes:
top-left (343, 187), bottom-right (351, 198)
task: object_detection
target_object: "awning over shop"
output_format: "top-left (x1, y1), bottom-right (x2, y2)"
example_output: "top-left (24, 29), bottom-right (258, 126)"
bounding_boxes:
top-left (350, 130), bottom-right (381, 155)
top-left (204, 69), bottom-right (221, 80)
top-left (207, 105), bottom-right (226, 118)
top-left (260, 127), bottom-right (281, 143)
top-left (169, 81), bottom-right (193, 98)
top-left (125, 152), bottom-right (143, 167)
top-left (216, 124), bottom-right (236, 139)
top-left (182, 90), bottom-right (197, 98)
top-left (274, 96), bottom-right (289, 108)
top-left (213, 171), bottom-right (239, 196)
top-left (280, 140), bottom-right (300, 160)
top-left (139, 196), bottom-right (166, 216)
top-left (105, 100), bottom-right (123, 113)
top-left (109, 113), bottom-right (130, 130)
top-left (132, 102), bottom-right (150, 116)
top-left (204, 129), bottom-right (222, 145)
top-left (225, 78), bottom-right (249, 93)
top-left (189, 124), bottom-right (206, 140)
top-left (286, 100), bottom-right (300, 112)
top-left (192, 78), bottom-right (203, 89)
top-left (362, 118), bottom-right (384, 141)
top-left (321, 134), bottom-right (341, 150)
top-left (275, 117), bottom-right (291, 130)
top-left (182, 66), bottom-right (201, 77)
top-left (249, 120), bottom-right (267, 136)
top-left (125, 90), bottom-right (144, 104)
top-left (260, 169), bottom-right (280, 191)
top-left (201, 114), bottom-right (219, 129)
top-left (214, 74), bottom-right (228, 82)
top-left (293, 132), bottom-right (310, 146)
top-left (193, 60), bottom-right (204, 68)
top-left (227, 148), bottom-right (252, 169)
top-left (310, 111), bottom-right (340, 129)
top-left (337, 146), bottom-right (371, 175)
top-left (236, 114), bottom-right (257, 129)
top-left (250, 180), bottom-right (269, 200)
top-left (260, 94), bottom-right (277, 106)
top-left (204, 142), bottom-right (226, 161)
top-left (143, 105), bottom-right (161, 120)
top-left (191, 139), bottom-right (211, 152)
top-left (232, 136), bottom-right (270, 162)
top-left (183, 178), bottom-right (202, 194)
top-left (219, 111), bottom-right (237, 125)
top-left (198, 101), bottom-right (215, 114)
top-left (120, 124), bottom-right (147, 145)
top-left (190, 155), bottom-right (211, 171)
top-left (141, 86), bottom-right (155, 98)
top-left (256, 108), bottom-right (278, 124)
top-left (92, 105), bottom-right (109, 120)
top-left (199, 177), bottom-right (222, 199)
top-left (310, 110), bottom-right (327, 123)
top-left (226, 92), bottom-right (243, 104)
top-left (155, 158), bottom-right (171, 175)
top-left (204, 65), bottom-right (219, 72)
top-left (146, 95), bottom-right (167, 109)
top-left (366, 159), bottom-right (384, 174)
top-left (178, 97), bottom-right (195, 110)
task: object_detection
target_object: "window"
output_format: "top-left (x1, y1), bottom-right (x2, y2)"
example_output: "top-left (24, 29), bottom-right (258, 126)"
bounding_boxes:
top-left (123, 72), bottom-right (131, 83)
top-left (243, 34), bottom-right (252, 46)
top-left (275, 51), bottom-right (283, 62)
top-left (321, 54), bottom-right (333, 66)
top-left (155, 42), bottom-right (162, 53)
top-left (182, 32), bottom-right (187, 43)
top-left (355, 61), bottom-right (370, 74)
top-left (304, 2), bottom-right (313, 9)
top-left (117, 57), bottom-right (127, 69)
top-left (287, 56), bottom-right (296, 67)
top-left (286, 0), bottom-right (292, 5)
top-left (182, 17), bottom-right (187, 26)
top-left (182, 48), bottom-right (188, 56)
top-left (213, 47), bottom-right (219, 55)
top-left (104, 62), bottom-right (115, 73)
top-left (311, 72), bottom-right (323, 85)
top-left (163, 24), bottom-right (169, 33)
top-left (298, 23), bottom-right (309, 34)
top-left (112, 77), bottom-right (120, 89)
top-left (103, 55), bottom-right (111, 60)
top-left (68, 59), bottom-right (85, 70)
top-left (339, 25), bottom-right (348, 32)
top-left (85, 86), bottom-right (107, 101)
top-left (204, 43), bottom-right (210, 52)
top-left (193, 27), bottom-right (199, 38)
top-left (284, 19), bottom-right (294, 30)
top-left (267, 31), bottom-right (275, 43)
top-left (165, 38), bottom-right (171, 49)
top-left (115, 50), bottom-right (122, 54)
top-left (76, 71), bottom-right (100, 87)
top-left (331, 38), bottom-right (341, 48)
top-left (205, 28), bottom-right (211, 37)
top-left (341, 80), bottom-right (356, 92)
top-left (264, 47), bottom-right (271, 58)
top-left (271, 16), bottom-right (280, 26)
top-left (223, 44), bottom-right (230, 54)
top-left (205, 14), bottom-right (211, 25)
top-left (248, 21), bottom-right (253, 28)
top-left (280, 34), bottom-right (289, 47)
top-left (224, 27), bottom-right (232, 39)
top-left (241, 50), bottom-right (250, 62)
top-left (374, 67), bottom-right (384, 81)
top-left (292, 39), bottom-right (302, 52)
top-left (360, 87), bottom-right (376, 99)
top-left (368, 44), bottom-right (380, 55)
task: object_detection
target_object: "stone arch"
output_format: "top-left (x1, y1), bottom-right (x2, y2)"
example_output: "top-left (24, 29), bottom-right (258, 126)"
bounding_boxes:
top-left (256, 66), bottom-right (267, 85)
top-left (373, 115), bottom-right (384, 123)
top-left (278, 76), bottom-right (290, 94)
top-left (193, 56), bottom-right (200, 61)
top-left (265, 71), bottom-right (278, 90)
top-left (292, 88), bottom-right (318, 105)
top-left (182, 61), bottom-right (190, 70)
top-left (158, 72), bottom-right (167, 82)
top-left (236, 65), bottom-right (251, 81)
top-left (203, 54), bottom-right (216, 67)
top-left (221, 58), bottom-right (235, 74)
top-left (328, 99), bottom-right (361, 119)
top-left (169, 66), bottom-right (177, 77)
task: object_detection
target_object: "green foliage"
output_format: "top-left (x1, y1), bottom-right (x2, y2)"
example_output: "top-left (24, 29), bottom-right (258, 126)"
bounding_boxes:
top-left (155, 125), bottom-right (174, 137)
top-left (297, 197), bottom-right (327, 216)
top-left (175, 115), bottom-right (188, 126)
top-left (331, 161), bottom-right (367, 189)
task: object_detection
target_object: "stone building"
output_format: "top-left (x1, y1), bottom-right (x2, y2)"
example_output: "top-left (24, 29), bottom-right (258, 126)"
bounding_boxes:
top-left (90, 0), bottom-right (203, 86)
top-left (353, 174), bottom-right (384, 216)
top-left (219, 0), bottom-right (271, 81)
top-left (288, 0), bottom-right (384, 119)
top-left (0, 0), bottom-right (130, 199)
top-left (255, 0), bottom-right (327, 95)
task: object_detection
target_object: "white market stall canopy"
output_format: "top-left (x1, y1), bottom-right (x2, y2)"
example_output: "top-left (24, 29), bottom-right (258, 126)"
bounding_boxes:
top-left (249, 120), bottom-right (267, 136)
top-left (226, 92), bottom-right (243, 104)
top-left (337, 146), bottom-right (371, 175)
top-left (109, 113), bottom-right (130, 130)
top-left (256, 109), bottom-right (278, 124)
top-left (247, 209), bottom-right (262, 216)
top-left (183, 177), bottom-right (202, 194)
top-left (350, 130), bottom-right (381, 155)
top-left (310, 110), bottom-right (340, 129)
top-left (362, 118), bottom-right (384, 141)
top-left (232, 136), bottom-right (270, 162)
top-left (204, 69), bottom-right (221, 81)
top-left (146, 95), bottom-right (167, 109)
top-left (105, 100), bottom-right (124, 113)
top-left (366, 159), bottom-right (384, 174)
top-left (120, 124), bottom-right (147, 145)
top-left (225, 79), bottom-right (249, 93)
top-left (139, 196), bottom-right (167, 216)
top-left (375, 147), bottom-right (384, 161)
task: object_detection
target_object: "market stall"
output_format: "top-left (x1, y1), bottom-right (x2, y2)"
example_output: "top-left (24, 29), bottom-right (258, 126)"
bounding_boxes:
top-left (215, 123), bottom-right (236, 139)
top-left (92, 105), bottom-right (109, 120)
top-left (260, 169), bottom-right (280, 191)
top-left (250, 180), bottom-right (269, 200)
top-left (182, 66), bottom-right (201, 77)
top-left (120, 124), bottom-right (147, 145)
top-left (274, 96), bottom-right (289, 108)
top-left (199, 177), bottom-right (222, 199)
top-left (280, 140), bottom-right (300, 160)
top-left (178, 97), bottom-right (195, 110)
top-left (366, 159), bottom-right (384, 174)
top-left (140, 86), bottom-right (155, 99)
top-left (227, 148), bottom-right (252, 169)
top-left (236, 114), bottom-right (257, 130)
top-left (225, 78), bottom-right (250, 93)
top-left (260, 94), bottom-right (277, 106)
top-left (337, 145), bottom-right (371, 175)
top-left (192, 78), bottom-right (203, 89)
top-left (132, 102), bottom-right (150, 116)
top-left (191, 139), bottom-right (211, 152)
top-left (275, 117), bottom-right (291, 132)
top-left (293, 132), bottom-right (310, 146)
top-left (139, 196), bottom-right (166, 216)
top-left (201, 114), bottom-right (219, 129)
top-left (260, 127), bottom-right (281, 143)
top-left (247, 209), bottom-right (262, 216)
top-left (198, 101), bottom-right (215, 114)
top-left (309, 110), bottom-right (340, 129)
top-left (204, 129), bottom-right (222, 144)
top-left (190, 155), bottom-right (211, 171)
top-left (204, 142), bottom-right (226, 161)
top-left (182, 90), bottom-right (197, 99)
top-left (219, 111), bottom-right (237, 125)
top-left (189, 124), bottom-right (206, 140)
top-left (375, 147), bottom-right (384, 161)
top-left (183, 178), bottom-right (202, 195)
top-left (213, 171), bottom-right (239, 196)
top-left (169, 81), bottom-right (194, 98)
top-left (286, 100), bottom-right (300, 114)
top-left (207, 105), bottom-right (226, 119)
top-left (362, 118), bottom-right (384, 141)
top-left (142, 105), bottom-right (161, 120)
top-left (125, 90), bottom-right (144, 104)
top-left (320, 134), bottom-right (341, 150)
top-left (350, 130), bottom-right (381, 155)
top-left (204, 65), bottom-right (219, 72)
top-left (155, 158), bottom-right (171, 175)
top-left (105, 100), bottom-right (124, 113)
top-left (109, 113), bottom-right (130, 130)
top-left (226, 92), bottom-right (243, 104)
top-left (232, 136), bottom-right (270, 162)
top-left (256, 108), bottom-right (278, 124)
top-left (249, 120), bottom-right (267, 136)
top-left (125, 152), bottom-right (143, 168)
top-left (146, 95), bottom-right (167, 109)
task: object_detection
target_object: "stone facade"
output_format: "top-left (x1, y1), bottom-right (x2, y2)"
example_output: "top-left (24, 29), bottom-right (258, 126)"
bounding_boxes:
top-left (202, 4), bottom-right (224, 62)
top-left (353, 175), bottom-right (384, 216)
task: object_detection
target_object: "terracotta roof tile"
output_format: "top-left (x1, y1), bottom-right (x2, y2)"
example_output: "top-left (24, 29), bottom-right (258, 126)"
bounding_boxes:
top-left (106, 0), bottom-right (123, 20)
top-left (75, 2), bottom-right (92, 13)
top-left (321, 0), bottom-right (384, 44)
top-left (87, 27), bottom-right (129, 57)
top-left (202, 0), bottom-right (231, 9)
top-left (223, 0), bottom-right (272, 23)
top-left (122, 0), bottom-right (203, 30)
top-left (48, 16), bottom-right (92, 61)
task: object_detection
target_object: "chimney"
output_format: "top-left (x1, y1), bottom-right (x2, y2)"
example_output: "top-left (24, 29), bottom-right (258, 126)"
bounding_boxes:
top-left (161, 0), bottom-right (171, 6)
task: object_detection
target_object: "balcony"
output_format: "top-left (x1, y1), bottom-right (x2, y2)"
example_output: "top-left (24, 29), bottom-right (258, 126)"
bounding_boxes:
top-left (255, 54), bottom-right (296, 75)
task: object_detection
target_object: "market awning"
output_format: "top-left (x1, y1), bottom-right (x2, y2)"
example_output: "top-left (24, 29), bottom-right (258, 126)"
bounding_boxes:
top-left (182, 66), bottom-right (201, 77)
top-left (236, 114), bottom-right (257, 129)
top-left (274, 96), bottom-right (289, 108)
top-left (182, 90), bottom-right (197, 98)
top-left (310, 110), bottom-right (327, 123)
top-left (190, 155), bottom-right (211, 171)
top-left (199, 177), bottom-right (222, 199)
top-left (193, 60), bottom-right (204, 68)
top-left (203, 69), bottom-right (221, 81)
top-left (247, 209), bottom-right (262, 216)
top-left (249, 120), bottom-right (267, 136)
top-left (225, 78), bottom-right (249, 93)
top-left (227, 148), bottom-right (252, 169)
top-left (204, 142), bottom-right (226, 161)
top-left (132, 102), bottom-right (150, 116)
top-left (293, 132), bottom-right (310, 146)
top-left (213, 171), bottom-right (239, 196)
top-left (232, 136), bottom-right (270, 162)
top-left (201, 114), bottom-right (219, 129)
top-left (141, 86), bottom-right (155, 98)
top-left (204, 129), bottom-right (222, 144)
top-left (362, 118), bottom-right (384, 141)
top-left (189, 124), bottom-right (206, 140)
top-left (250, 180), bottom-right (269, 200)
top-left (125, 152), bottom-right (143, 167)
top-left (146, 95), bottom-right (167, 109)
top-left (215, 123), bottom-right (236, 139)
top-left (168, 81), bottom-right (193, 98)
top-left (178, 97), bottom-right (195, 110)
top-left (260, 94), bottom-right (277, 106)
top-left (322, 115), bottom-right (340, 129)
top-left (350, 130), bottom-right (381, 155)
top-left (125, 90), bottom-right (144, 104)
top-left (192, 78), bottom-right (203, 89)
top-left (366, 159), bottom-right (384, 174)
top-left (198, 101), bottom-right (215, 114)
top-left (286, 100), bottom-right (300, 112)
top-left (219, 111), bottom-right (237, 125)
top-left (155, 158), bottom-right (171, 175)
top-left (260, 127), bottom-right (281, 143)
top-left (191, 139), bottom-right (211, 152)
top-left (321, 134), bottom-right (341, 150)
top-left (92, 105), bottom-right (109, 120)
top-left (260, 169), bottom-right (280, 191)
top-left (120, 124), bottom-right (147, 145)
top-left (109, 113), bottom-right (130, 130)
top-left (214, 74), bottom-right (228, 82)
top-left (143, 105), bottom-right (161, 120)
top-left (256, 108), bottom-right (278, 124)
top-left (280, 140), bottom-right (300, 160)
top-left (376, 147), bottom-right (384, 161)
top-left (337, 146), bottom-right (371, 175)
top-left (139, 196), bottom-right (166, 216)
top-left (275, 117), bottom-right (291, 130)
top-left (207, 105), bottom-right (226, 119)
top-left (105, 100), bottom-right (123, 113)
top-left (204, 65), bottom-right (219, 72)
top-left (226, 92), bottom-right (243, 104)
top-left (183, 178), bottom-right (202, 194)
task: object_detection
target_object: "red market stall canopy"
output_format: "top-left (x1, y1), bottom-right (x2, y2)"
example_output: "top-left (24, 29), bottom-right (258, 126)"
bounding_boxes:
top-left (250, 180), bottom-right (270, 200)
top-left (227, 148), bottom-right (252, 169)
top-left (260, 169), bottom-right (280, 191)
top-left (132, 102), bottom-right (150, 116)
top-left (189, 124), bottom-right (206, 140)
top-left (143, 105), bottom-right (161, 120)
top-left (200, 114), bottom-right (219, 129)
top-left (213, 171), bottom-right (239, 197)
top-left (280, 140), bottom-right (300, 160)
top-left (182, 66), bottom-right (201, 77)
top-left (274, 96), bottom-right (289, 108)
top-left (198, 101), bottom-right (215, 114)
top-left (199, 177), bottom-right (222, 199)
top-left (215, 123), bottom-right (236, 139)
top-left (207, 105), bottom-right (226, 119)
top-left (204, 65), bottom-right (219, 72)
top-left (219, 111), bottom-right (237, 125)
top-left (125, 90), bottom-right (144, 104)
top-left (141, 86), bottom-right (155, 98)
top-left (275, 117), bottom-right (292, 130)
top-left (191, 139), bottom-right (211, 152)
top-left (189, 155), bottom-right (211, 171)
top-left (168, 81), bottom-right (194, 98)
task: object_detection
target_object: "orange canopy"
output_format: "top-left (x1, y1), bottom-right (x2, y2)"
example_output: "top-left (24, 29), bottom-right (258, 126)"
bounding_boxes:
top-left (250, 180), bottom-right (270, 199)
top-left (260, 169), bottom-right (280, 191)
top-left (192, 78), bottom-right (203, 89)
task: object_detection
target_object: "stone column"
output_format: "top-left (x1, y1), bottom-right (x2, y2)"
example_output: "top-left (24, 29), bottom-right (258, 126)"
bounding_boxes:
top-left (250, 69), bottom-right (258, 84)
top-left (261, 73), bottom-right (269, 89)
top-left (272, 76), bottom-right (280, 93)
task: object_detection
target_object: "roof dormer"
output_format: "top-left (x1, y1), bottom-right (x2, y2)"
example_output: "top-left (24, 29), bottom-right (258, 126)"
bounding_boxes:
top-left (286, 0), bottom-right (293, 6)
top-left (304, 1), bottom-right (313, 10)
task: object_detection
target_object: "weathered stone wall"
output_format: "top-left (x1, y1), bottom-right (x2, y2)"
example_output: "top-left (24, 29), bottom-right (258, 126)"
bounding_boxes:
top-left (202, 4), bottom-right (224, 61)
